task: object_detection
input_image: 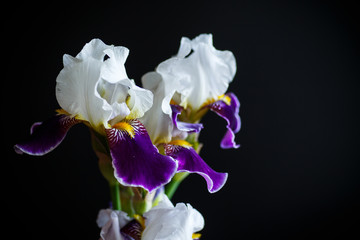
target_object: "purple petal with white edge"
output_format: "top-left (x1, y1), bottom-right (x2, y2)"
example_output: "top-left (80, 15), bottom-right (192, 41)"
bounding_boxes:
top-left (14, 114), bottom-right (79, 156)
top-left (171, 104), bottom-right (203, 133)
top-left (106, 120), bottom-right (178, 192)
top-left (208, 92), bottom-right (241, 149)
top-left (164, 144), bottom-right (228, 193)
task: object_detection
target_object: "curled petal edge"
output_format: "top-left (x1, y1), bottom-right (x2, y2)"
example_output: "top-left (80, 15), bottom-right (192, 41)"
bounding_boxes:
top-left (171, 104), bottom-right (203, 133)
top-left (164, 143), bottom-right (228, 193)
top-left (14, 114), bottom-right (80, 156)
top-left (206, 92), bottom-right (241, 149)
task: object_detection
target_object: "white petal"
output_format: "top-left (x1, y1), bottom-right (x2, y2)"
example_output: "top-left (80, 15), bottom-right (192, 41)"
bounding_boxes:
top-left (56, 56), bottom-right (111, 131)
top-left (62, 54), bottom-right (78, 67)
top-left (140, 72), bottom-right (174, 144)
top-left (98, 79), bottom-right (129, 105)
top-left (102, 46), bottom-right (130, 83)
top-left (150, 34), bottom-right (236, 111)
top-left (76, 38), bottom-right (110, 60)
top-left (191, 33), bottom-right (213, 47)
top-left (177, 37), bottom-right (192, 58)
top-left (126, 79), bottom-right (153, 119)
top-left (56, 39), bottom-right (148, 132)
top-left (97, 209), bottom-right (131, 240)
top-left (109, 102), bottom-right (131, 125)
top-left (156, 58), bottom-right (192, 108)
top-left (142, 196), bottom-right (204, 240)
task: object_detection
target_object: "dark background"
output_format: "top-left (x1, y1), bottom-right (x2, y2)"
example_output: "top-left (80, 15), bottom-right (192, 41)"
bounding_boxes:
top-left (3, 0), bottom-right (359, 239)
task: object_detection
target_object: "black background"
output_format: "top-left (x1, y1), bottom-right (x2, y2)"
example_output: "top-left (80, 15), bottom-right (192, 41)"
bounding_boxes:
top-left (3, 0), bottom-right (359, 239)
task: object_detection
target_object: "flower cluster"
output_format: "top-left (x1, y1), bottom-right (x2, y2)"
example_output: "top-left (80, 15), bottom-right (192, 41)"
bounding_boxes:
top-left (15, 34), bottom-right (240, 239)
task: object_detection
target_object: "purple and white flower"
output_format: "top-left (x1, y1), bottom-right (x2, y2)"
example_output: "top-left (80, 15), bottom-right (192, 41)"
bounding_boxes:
top-left (142, 34), bottom-right (240, 149)
top-left (138, 34), bottom-right (240, 193)
top-left (139, 73), bottom-right (227, 193)
top-left (14, 39), bottom-right (177, 192)
top-left (97, 195), bottom-right (204, 240)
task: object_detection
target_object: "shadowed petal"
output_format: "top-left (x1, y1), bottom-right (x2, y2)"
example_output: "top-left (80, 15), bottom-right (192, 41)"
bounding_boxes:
top-left (97, 209), bottom-right (131, 240)
top-left (207, 92), bottom-right (241, 149)
top-left (106, 120), bottom-right (178, 192)
top-left (171, 105), bottom-right (203, 133)
top-left (14, 114), bottom-right (80, 156)
top-left (164, 144), bottom-right (228, 193)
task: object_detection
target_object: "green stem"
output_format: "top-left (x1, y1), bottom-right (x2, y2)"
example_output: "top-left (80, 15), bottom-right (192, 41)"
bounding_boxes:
top-left (120, 186), bottom-right (135, 217)
top-left (165, 180), bottom-right (181, 200)
top-left (110, 182), bottom-right (121, 211)
top-left (165, 172), bottom-right (189, 199)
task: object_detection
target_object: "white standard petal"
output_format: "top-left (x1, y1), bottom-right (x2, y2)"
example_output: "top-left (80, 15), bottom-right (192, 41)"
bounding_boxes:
top-left (156, 57), bottom-right (192, 109)
top-left (142, 196), bottom-right (204, 240)
top-left (140, 72), bottom-right (174, 144)
top-left (151, 33), bottom-right (237, 111)
top-left (97, 79), bottom-right (131, 125)
top-left (56, 54), bottom-right (112, 131)
top-left (56, 39), bottom-right (144, 132)
top-left (101, 46), bottom-right (130, 83)
top-left (76, 38), bottom-right (110, 60)
top-left (126, 79), bottom-right (153, 120)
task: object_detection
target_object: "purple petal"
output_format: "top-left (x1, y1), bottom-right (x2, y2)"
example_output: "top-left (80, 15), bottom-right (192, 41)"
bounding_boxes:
top-left (171, 105), bottom-right (203, 133)
top-left (106, 120), bottom-right (178, 192)
top-left (164, 144), bottom-right (228, 193)
top-left (14, 114), bottom-right (79, 155)
top-left (220, 129), bottom-right (239, 149)
top-left (208, 92), bottom-right (241, 149)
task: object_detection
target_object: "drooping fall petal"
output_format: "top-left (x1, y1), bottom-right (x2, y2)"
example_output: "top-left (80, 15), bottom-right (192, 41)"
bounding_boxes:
top-left (106, 120), bottom-right (178, 192)
top-left (164, 143), bottom-right (228, 193)
top-left (14, 114), bottom-right (80, 156)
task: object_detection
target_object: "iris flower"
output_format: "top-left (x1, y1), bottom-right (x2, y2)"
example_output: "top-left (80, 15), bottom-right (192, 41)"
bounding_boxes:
top-left (14, 39), bottom-right (177, 192)
top-left (97, 195), bottom-right (204, 240)
top-left (140, 34), bottom-right (241, 193)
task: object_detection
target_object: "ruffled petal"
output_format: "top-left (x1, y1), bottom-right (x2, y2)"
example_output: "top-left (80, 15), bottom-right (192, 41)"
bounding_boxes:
top-left (126, 80), bottom-right (154, 120)
top-left (147, 34), bottom-right (236, 111)
top-left (143, 195), bottom-right (204, 240)
top-left (75, 38), bottom-right (110, 60)
top-left (171, 105), bottom-right (203, 133)
top-left (101, 46), bottom-right (130, 83)
top-left (106, 120), bottom-right (177, 192)
top-left (14, 114), bottom-right (79, 156)
top-left (164, 143), bottom-right (228, 193)
top-left (207, 92), bottom-right (241, 149)
top-left (56, 39), bottom-right (149, 132)
top-left (56, 39), bottom-right (113, 130)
